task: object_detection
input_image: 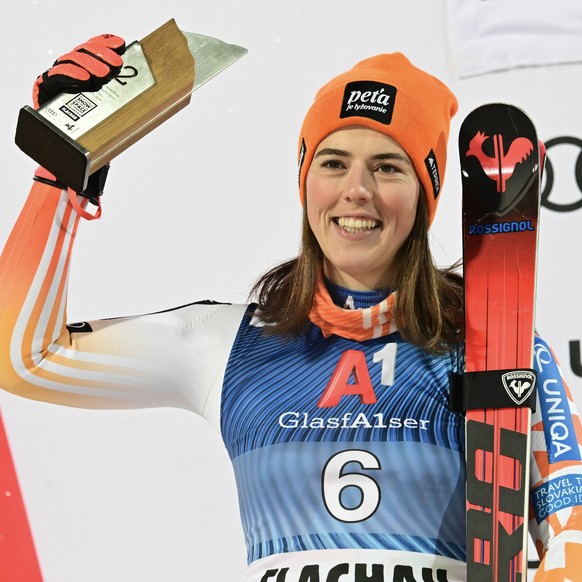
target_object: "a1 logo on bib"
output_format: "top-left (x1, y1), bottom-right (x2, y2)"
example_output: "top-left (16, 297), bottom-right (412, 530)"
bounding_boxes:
top-left (501, 370), bottom-right (536, 406)
top-left (340, 81), bottom-right (396, 125)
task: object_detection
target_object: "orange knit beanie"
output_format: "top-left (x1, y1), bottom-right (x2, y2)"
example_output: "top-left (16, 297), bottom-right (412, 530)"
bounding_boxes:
top-left (298, 53), bottom-right (458, 225)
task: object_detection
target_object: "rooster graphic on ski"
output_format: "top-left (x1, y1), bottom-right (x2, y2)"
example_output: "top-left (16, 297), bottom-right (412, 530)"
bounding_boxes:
top-left (460, 103), bottom-right (539, 217)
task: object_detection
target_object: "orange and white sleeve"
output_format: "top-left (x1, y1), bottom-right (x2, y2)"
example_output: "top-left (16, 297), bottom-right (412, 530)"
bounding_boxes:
top-left (0, 180), bottom-right (246, 419)
top-left (529, 337), bottom-right (582, 580)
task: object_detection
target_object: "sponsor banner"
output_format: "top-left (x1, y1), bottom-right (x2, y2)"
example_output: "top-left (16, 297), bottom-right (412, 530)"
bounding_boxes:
top-left (448, 0), bottom-right (582, 77)
top-left (247, 547), bottom-right (467, 582)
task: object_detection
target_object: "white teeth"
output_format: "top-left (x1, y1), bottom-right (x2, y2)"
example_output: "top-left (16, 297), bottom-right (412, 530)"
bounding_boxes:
top-left (337, 217), bottom-right (379, 232)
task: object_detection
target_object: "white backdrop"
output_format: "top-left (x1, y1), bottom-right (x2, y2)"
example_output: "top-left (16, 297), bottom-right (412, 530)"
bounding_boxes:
top-left (1, 1), bottom-right (581, 580)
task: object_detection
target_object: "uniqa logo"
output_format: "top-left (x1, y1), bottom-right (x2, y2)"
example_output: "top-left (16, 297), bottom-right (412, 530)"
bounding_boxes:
top-left (535, 341), bottom-right (581, 463)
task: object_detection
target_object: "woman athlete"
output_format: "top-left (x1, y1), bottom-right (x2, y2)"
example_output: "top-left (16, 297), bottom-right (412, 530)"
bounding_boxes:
top-left (0, 34), bottom-right (581, 582)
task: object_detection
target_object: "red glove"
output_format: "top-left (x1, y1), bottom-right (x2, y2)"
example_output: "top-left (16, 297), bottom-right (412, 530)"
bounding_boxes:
top-left (32, 34), bottom-right (126, 109)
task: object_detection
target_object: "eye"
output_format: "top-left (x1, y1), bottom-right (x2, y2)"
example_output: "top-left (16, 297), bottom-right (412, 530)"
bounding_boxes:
top-left (321, 159), bottom-right (346, 170)
top-left (375, 163), bottom-right (399, 174)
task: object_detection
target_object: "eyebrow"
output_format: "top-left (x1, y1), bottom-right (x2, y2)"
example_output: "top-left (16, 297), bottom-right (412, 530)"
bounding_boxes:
top-left (314, 148), bottom-right (412, 165)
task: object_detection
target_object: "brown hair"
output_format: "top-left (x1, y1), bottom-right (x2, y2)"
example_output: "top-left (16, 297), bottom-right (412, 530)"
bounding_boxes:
top-left (250, 190), bottom-right (464, 354)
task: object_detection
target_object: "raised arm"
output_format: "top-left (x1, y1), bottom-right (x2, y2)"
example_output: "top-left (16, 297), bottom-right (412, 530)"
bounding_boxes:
top-left (0, 35), bottom-right (246, 421)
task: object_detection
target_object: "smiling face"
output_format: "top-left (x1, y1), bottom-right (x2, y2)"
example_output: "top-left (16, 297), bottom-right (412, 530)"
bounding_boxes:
top-left (305, 126), bottom-right (420, 291)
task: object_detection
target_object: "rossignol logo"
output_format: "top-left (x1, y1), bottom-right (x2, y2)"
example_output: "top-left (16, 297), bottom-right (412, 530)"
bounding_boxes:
top-left (467, 220), bottom-right (535, 236)
top-left (466, 130), bottom-right (534, 193)
top-left (424, 149), bottom-right (440, 199)
top-left (501, 370), bottom-right (536, 405)
top-left (340, 81), bottom-right (397, 125)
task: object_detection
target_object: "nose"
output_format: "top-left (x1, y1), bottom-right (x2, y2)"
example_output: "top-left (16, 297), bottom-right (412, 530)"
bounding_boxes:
top-left (344, 164), bottom-right (374, 204)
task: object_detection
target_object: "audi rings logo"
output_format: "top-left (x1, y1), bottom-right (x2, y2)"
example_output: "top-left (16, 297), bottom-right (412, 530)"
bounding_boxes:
top-left (542, 136), bottom-right (582, 212)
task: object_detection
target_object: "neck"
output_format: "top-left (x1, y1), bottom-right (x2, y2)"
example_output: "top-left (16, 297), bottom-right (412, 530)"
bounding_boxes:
top-left (322, 263), bottom-right (392, 292)
top-left (324, 277), bottom-right (391, 310)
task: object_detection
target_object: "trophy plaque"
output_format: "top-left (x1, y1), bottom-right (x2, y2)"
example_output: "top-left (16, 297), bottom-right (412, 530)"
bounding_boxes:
top-left (15, 19), bottom-right (247, 192)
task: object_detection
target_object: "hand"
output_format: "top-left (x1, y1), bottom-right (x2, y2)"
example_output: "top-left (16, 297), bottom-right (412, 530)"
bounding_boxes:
top-left (32, 34), bottom-right (126, 109)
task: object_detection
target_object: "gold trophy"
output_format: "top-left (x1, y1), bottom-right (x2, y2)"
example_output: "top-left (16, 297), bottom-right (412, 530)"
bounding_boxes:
top-left (15, 19), bottom-right (247, 192)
